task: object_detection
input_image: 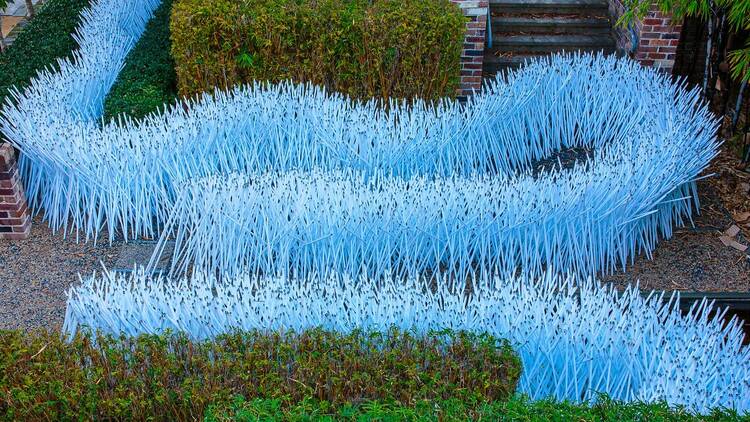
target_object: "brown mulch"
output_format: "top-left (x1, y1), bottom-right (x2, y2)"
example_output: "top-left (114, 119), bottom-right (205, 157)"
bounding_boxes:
top-left (601, 150), bottom-right (750, 293)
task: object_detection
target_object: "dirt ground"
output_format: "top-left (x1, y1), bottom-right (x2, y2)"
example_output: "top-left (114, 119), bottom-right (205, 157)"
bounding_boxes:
top-left (600, 176), bottom-right (750, 292)
top-left (602, 153), bottom-right (750, 292)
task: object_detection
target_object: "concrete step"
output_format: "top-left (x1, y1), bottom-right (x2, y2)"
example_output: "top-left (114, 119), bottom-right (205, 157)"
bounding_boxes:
top-left (2, 19), bottom-right (28, 47)
top-left (483, 49), bottom-right (616, 75)
top-left (491, 34), bottom-right (615, 53)
top-left (490, 0), bottom-right (610, 14)
top-left (484, 0), bottom-right (617, 80)
top-left (491, 16), bottom-right (611, 35)
top-left (483, 53), bottom-right (541, 70)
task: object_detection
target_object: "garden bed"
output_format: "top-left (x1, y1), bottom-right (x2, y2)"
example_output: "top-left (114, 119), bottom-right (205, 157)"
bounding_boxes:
top-left (1, 0), bottom-right (749, 415)
top-left (601, 175), bottom-right (750, 293)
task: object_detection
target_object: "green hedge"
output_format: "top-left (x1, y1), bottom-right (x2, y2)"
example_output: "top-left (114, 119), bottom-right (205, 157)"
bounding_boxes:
top-left (103, 0), bottom-right (178, 121)
top-left (0, 328), bottom-right (520, 421)
top-left (0, 0), bottom-right (90, 107)
top-left (170, 0), bottom-right (466, 101)
top-left (206, 396), bottom-right (747, 421)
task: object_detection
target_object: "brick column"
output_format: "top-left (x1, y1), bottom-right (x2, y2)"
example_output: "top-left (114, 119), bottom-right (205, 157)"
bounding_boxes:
top-left (451, 0), bottom-right (488, 98)
top-left (607, 1), bottom-right (682, 72)
top-left (0, 143), bottom-right (31, 240)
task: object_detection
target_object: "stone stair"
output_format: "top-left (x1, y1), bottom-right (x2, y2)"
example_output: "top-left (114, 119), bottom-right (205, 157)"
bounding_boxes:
top-left (1, 0), bottom-right (44, 49)
top-left (3, 19), bottom-right (28, 47)
top-left (484, 0), bottom-right (616, 78)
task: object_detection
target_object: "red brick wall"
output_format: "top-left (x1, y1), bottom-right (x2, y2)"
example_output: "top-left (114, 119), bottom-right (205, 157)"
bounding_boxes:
top-left (607, 1), bottom-right (682, 72)
top-left (0, 143), bottom-right (31, 240)
top-left (451, 0), bottom-right (488, 97)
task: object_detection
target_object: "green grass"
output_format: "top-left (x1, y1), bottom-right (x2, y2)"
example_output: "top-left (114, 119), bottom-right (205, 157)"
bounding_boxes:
top-left (0, 0), bottom-right (90, 107)
top-left (102, 0), bottom-right (178, 121)
top-left (205, 395), bottom-right (749, 422)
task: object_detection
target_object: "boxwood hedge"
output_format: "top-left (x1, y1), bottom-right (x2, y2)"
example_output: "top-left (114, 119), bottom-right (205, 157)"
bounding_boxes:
top-left (103, 0), bottom-right (178, 121)
top-left (0, 0), bottom-right (90, 107)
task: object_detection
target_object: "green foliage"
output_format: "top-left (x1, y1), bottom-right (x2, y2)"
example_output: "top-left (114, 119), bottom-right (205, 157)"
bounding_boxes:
top-left (103, 0), bottom-right (178, 121)
top-left (728, 42), bottom-right (750, 82)
top-left (169, 0), bottom-right (466, 101)
top-left (617, 0), bottom-right (750, 81)
top-left (205, 395), bottom-right (748, 421)
top-left (0, 0), bottom-right (91, 106)
top-left (0, 328), bottom-right (520, 421)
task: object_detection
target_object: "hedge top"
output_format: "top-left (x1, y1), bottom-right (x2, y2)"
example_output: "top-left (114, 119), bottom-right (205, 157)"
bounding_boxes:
top-left (0, 328), bottom-right (521, 420)
top-left (169, 0), bottom-right (466, 100)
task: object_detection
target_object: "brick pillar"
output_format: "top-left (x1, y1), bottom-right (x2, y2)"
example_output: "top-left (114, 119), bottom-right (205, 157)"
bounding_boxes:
top-left (451, 0), bottom-right (488, 98)
top-left (607, 1), bottom-right (682, 73)
top-left (0, 143), bottom-right (31, 240)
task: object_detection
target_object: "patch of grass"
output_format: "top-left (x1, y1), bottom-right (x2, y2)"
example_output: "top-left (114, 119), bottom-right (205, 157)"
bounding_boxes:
top-left (103, 0), bottom-right (177, 121)
top-left (205, 395), bottom-right (748, 421)
top-left (0, 0), bottom-right (90, 107)
top-left (0, 328), bottom-right (520, 420)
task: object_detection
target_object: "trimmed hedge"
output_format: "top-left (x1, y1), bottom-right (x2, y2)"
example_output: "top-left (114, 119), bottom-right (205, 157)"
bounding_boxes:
top-left (103, 0), bottom-right (178, 121)
top-left (0, 328), bottom-right (520, 421)
top-left (206, 396), bottom-right (748, 421)
top-left (0, 0), bottom-right (90, 106)
top-left (170, 0), bottom-right (466, 101)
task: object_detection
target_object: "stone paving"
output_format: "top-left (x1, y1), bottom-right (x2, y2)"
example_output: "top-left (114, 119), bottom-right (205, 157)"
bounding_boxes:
top-left (1, 0), bottom-right (43, 47)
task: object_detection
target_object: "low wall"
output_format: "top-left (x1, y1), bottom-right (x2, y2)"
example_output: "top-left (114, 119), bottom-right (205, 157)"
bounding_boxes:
top-left (0, 143), bottom-right (30, 240)
top-left (607, 0), bottom-right (682, 72)
top-left (452, 0), bottom-right (488, 97)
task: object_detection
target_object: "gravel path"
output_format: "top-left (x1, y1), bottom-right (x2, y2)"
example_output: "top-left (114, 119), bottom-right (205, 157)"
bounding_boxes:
top-left (0, 215), bottom-right (124, 331)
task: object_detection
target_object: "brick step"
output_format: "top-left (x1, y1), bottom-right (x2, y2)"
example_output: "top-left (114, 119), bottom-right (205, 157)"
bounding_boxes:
top-left (491, 16), bottom-right (611, 35)
top-left (491, 34), bottom-right (615, 53)
top-left (490, 0), bottom-right (609, 14)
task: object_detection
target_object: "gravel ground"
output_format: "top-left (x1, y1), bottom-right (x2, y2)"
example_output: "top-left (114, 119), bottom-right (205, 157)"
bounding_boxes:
top-left (0, 215), bottom-right (124, 331)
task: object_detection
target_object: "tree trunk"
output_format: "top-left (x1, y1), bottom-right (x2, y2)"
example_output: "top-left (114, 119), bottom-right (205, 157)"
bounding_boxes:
top-left (702, 13), bottom-right (714, 98)
top-left (24, 0), bottom-right (34, 17)
top-left (715, 11), bottom-right (725, 64)
top-left (0, 16), bottom-right (6, 53)
top-left (733, 79), bottom-right (747, 132)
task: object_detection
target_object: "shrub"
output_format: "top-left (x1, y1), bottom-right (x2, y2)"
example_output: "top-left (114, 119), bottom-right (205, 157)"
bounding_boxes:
top-left (0, 0), bottom-right (90, 107)
top-left (0, 328), bottom-right (521, 420)
top-left (103, 0), bottom-right (178, 121)
top-left (205, 395), bottom-right (748, 421)
top-left (170, 0), bottom-right (465, 101)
